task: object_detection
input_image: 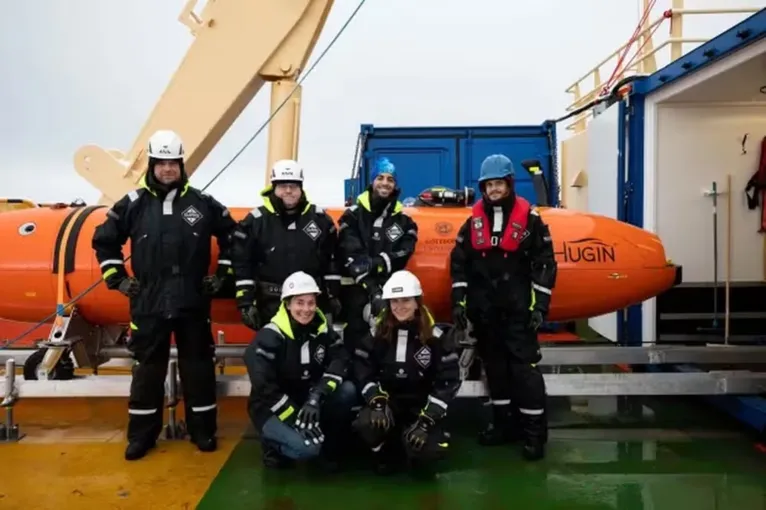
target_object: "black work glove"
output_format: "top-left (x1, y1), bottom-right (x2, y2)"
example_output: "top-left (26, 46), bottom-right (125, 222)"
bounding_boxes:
top-left (368, 395), bottom-right (394, 431)
top-left (370, 292), bottom-right (384, 317)
top-left (529, 310), bottom-right (544, 331)
top-left (452, 305), bottom-right (467, 331)
top-left (300, 426), bottom-right (325, 446)
top-left (370, 255), bottom-right (387, 274)
top-left (327, 296), bottom-right (343, 318)
top-left (117, 277), bottom-right (140, 298)
top-left (241, 305), bottom-right (260, 330)
top-left (403, 414), bottom-right (435, 452)
top-left (295, 390), bottom-right (322, 431)
top-left (202, 275), bottom-right (223, 296)
top-left (348, 257), bottom-right (371, 283)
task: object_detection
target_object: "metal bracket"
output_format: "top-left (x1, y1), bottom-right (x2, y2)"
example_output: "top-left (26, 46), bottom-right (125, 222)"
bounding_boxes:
top-left (0, 359), bottom-right (24, 442)
top-left (215, 331), bottom-right (226, 376)
top-left (164, 360), bottom-right (186, 440)
top-left (34, 308), bottom-right (124, 378)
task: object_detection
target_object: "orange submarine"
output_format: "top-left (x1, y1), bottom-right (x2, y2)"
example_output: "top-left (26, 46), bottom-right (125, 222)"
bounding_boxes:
top-left (0, 203), bottom-right (680, 329)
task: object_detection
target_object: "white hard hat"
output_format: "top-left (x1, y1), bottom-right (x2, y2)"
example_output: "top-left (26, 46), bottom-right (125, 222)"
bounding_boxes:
top-left (281, 271), bottom-right (321, 300)
top-left (271, 159), bottom-right (304, 183)
top-left (148, 130), bottom-right (184, 160)
top-left (382, 270), bottom-right (423, 300)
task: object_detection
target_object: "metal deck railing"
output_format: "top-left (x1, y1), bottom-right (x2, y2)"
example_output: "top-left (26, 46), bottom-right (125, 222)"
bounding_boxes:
top-left (564, 0), bottom-right (764, 134)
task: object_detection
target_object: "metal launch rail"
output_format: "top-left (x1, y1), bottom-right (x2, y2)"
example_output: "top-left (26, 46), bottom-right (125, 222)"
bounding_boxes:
top-left (3, 343), bottom-right (766, 442)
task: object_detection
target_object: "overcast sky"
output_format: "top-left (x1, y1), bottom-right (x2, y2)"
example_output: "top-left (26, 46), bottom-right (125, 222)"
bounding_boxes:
top-left (1, 0), bottom-right (761, 207)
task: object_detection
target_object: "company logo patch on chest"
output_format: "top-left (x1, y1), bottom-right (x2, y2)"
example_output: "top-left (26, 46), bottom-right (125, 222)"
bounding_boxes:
top-left (386, 224), bottom-right (403, 242)
top-left (303, 220), bottom-right (322, 241)
top-left (182, 205), bottom-right (203, 226)
top-left (414, 345), bottom-right (431, 369)
top-left (314, 344), bottom-right (326, 364)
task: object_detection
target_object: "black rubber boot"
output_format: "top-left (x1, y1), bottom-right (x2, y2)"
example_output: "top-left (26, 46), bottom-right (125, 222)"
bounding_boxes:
top-left (520, 412), bottom-right (547, 461)
top-left (477, 405), bottom-right (521, 446)
top-left (262, 445), bottom-right (294, 469)
top-left (311, 451), bottom-right (341, 474)
top-left (373, 442), bottom-right (405, 476)
top-left (124, 440), bottom-right (156, 461)
top-left (193, 435), bottom-right (218, 453)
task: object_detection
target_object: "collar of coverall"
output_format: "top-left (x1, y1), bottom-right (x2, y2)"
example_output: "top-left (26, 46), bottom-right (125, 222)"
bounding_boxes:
top-left (259, 184), bottom-right (312, 215)
top-left (357, 189), bottom-right (403, 215)
top-left (139, 171), bottom-right (190, 198)
top-left (271, 302), bottom-right (328, 340)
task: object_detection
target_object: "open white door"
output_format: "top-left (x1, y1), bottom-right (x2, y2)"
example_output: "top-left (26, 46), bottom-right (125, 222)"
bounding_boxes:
top-left (585, 104), bottom-right (620, 342)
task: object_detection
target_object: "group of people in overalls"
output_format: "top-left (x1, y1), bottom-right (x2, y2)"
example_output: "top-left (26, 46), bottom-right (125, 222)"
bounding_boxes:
top-left (92, 130), bottom-right (557, 474)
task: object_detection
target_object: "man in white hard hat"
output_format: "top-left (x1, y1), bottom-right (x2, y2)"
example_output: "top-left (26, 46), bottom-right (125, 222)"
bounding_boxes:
top-left (93, 129), bottom-right (238, 461)
top-left (231, 159), bottom-right (342, 331)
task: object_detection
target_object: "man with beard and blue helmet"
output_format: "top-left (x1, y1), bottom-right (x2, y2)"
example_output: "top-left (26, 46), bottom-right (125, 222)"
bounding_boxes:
top-left (449, 154), bottom-right (557, 461)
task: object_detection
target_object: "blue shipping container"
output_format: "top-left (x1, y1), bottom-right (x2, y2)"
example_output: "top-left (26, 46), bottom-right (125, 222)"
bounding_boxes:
top-left (344, 122), bottom-right (558, 206)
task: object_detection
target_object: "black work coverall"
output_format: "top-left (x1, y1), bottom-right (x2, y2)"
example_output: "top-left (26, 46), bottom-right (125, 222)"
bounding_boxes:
top-left (231, 189), bottom-right (340, 326)
top-left (243, 304), bottom-right (354, 463)
top-left (352, 314), bottom-right (461, 470)
top-left (337, 189), bottom-right (418, 351)
top-left (92, 175), bottom-right (237, 444)
top-left (449, 195), bottom-right (557, 452)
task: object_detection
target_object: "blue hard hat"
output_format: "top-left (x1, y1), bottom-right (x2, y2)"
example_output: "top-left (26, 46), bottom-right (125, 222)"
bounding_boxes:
top-left (478, 154), bottom-right (514, 182)
top-left (371, 157), bottom-right (396, 181)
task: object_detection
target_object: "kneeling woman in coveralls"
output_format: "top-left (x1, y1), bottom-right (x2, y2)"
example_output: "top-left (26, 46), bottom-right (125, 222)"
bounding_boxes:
top-left (243, 271), bottom-right (357, 470)
top-left (352, 270), bottom-right (462, 475)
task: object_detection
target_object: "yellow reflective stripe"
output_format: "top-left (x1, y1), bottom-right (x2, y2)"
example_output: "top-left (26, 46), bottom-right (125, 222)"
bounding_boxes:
top-left (423, 306), bottom-right (435, 327)
top-left (358, 191), bottom-right (371, 211)
top-left (279, 406), bottom-right (294, 421)
top-left (236, 290), bottom-right (246, 298)
top-left (262, 196), bottom-right (275, 213)
top-left (327, 380), bottom-right (337, 391)
top-left (227, 267), bottom-right (234, 275)
top-left (438, 442), bottom-right (449, 448)
top-left (181, 182), bottom-right (190, 196)
top-left (130, 322), bottom-right (138, 330)
top-left (138, 175), bottom-right (157, 196)
top-left (102, 268), bottom-right (118, 280)
top-left (272, 304), bottom-right (294, 339)
top-left (529, 287), bottom-right (536, 311)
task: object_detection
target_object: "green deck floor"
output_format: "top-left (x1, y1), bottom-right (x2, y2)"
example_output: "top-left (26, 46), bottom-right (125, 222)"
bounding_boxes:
top-left (197, 395), bottom-right (766, 509)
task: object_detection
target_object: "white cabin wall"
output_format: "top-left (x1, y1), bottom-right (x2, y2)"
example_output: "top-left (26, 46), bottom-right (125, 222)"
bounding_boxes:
top-left (560, 130), bottom-right (589, 211)
top-left (585, 104), bottom-right (620, 342)
top-left (655, 104), bottom-right (766, 283)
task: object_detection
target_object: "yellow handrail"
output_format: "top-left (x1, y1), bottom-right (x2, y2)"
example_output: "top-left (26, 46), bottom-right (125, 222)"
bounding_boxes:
top-left (564, 0), bottom-right (764, 133)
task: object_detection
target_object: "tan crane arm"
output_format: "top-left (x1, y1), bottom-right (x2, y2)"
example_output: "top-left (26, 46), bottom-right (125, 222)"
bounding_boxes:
top-left (73, 0), bottom-right (334, 206)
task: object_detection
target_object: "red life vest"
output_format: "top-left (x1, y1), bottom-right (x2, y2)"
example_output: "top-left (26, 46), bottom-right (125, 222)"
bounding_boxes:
top-left (470, 196), bottom-right (531, 252)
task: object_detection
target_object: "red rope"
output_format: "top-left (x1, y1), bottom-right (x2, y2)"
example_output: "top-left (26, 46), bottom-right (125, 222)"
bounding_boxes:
top-left (601, 0), bottom-right (658, 95)
top-left (616, 13), bottom-right (667, 80)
